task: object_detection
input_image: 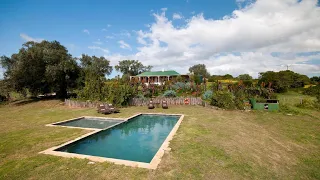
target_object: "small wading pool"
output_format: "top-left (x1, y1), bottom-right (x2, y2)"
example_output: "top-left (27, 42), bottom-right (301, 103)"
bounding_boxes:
top-left (52, 117), bottom-right (123, 129)
top-left (42, 114), bottom-right (184, 169)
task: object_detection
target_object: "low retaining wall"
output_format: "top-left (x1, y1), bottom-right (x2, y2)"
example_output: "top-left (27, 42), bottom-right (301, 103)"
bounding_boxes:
top-left (64, 99), bottom-right (101, 108)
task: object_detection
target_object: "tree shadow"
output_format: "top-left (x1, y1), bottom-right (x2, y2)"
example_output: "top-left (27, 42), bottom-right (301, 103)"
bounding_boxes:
top-left (12, 95), bottom-right (59, 106)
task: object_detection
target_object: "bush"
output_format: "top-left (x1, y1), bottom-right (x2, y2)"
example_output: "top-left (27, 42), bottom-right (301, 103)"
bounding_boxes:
top-left (135, 93), bottom-right (146, 100)
top-left (0, 94), bottom-right (7, 102)
top-left (234, 89), bottom-right (246, 110)
top-left (163, 90), bottom-right (177, 97)
top-left (211, 91), bottom-right (235, 109)
top-left (243, 80), bottom-right (253, 87)
top-left (202, 90), bottom-right (213, 100)
top-left (303, 85), bottom-right (320, 96)
top-left (295, 98), bottom-right (315, 109)
top-left (171, 82), bottom-right (186, 90)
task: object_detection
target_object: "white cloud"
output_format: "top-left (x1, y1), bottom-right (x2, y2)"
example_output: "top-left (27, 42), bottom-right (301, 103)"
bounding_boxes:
top-left (88, 46), bottom-right (109, 53)
top-left (102, 28), bottom-right (107, 32)
top-left (119, 31), bottom-right (131, 38)
top-left (172, 13), bottom-right (183, 20)
top-left (83, 29), bottom-right (90, 35)
top-left (20, 33), bottom-right (43, 42)
top-left (107, 24), bottom-right (112, 27)
top-left (111, 0), bottom-right (320, 77)
top-left (118, 40), bottom-right (132, 50)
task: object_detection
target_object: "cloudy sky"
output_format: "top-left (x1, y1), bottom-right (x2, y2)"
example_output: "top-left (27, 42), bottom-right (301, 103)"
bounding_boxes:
top-left (0, 0), bottom-right (319, 78)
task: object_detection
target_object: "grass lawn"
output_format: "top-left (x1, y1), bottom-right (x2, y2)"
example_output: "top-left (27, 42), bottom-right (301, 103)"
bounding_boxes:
top-left (0, 98), bottom-right (319, 179)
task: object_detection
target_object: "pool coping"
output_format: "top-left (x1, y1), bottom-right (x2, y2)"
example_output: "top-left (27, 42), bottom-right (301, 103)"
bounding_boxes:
top-left (40, 113), bottom-right (184, 169)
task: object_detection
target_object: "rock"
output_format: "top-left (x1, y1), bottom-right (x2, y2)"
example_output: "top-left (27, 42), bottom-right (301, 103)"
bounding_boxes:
top-left (87, 161), bottom-right (95, 165)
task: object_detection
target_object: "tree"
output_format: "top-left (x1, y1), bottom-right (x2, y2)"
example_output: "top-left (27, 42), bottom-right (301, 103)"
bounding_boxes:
top-left (115, 60), bottom-right (152, 76)
top-left (77, 54), bottom-right (113, 100)
top-left (238, 74), bottom-right (253, 81)
top-left (258, 70), bottom-right (310, 93)
top-left (310, 76), bottom-right (320, 84)
top-left (189, 64), bottom-right (210, 78)
top-left (0, 41), bottom-right (81, 98)
top-left (223, 74), bottom-right (233, 79)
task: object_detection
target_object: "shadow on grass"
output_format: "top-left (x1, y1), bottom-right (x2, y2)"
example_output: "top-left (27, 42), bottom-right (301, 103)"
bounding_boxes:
top-left (12, 96), bottom-right (62, 106)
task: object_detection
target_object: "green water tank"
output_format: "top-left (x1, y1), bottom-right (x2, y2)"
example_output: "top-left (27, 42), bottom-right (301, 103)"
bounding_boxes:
top-left (249, 98), bottom-right (279, 111)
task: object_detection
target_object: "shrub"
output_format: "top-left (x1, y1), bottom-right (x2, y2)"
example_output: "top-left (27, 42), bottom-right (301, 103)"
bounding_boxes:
top-left (243, 80), bottom-right (253, 87)
top-left (314, 95), bottom-right (320, 109)
top-left (0, 94), bottom-right (7, 102)
top-left (295, 98), bottom-right (315, 109)
top-left (163, 90), bottom-right (177, 97)
top-left (211, 91), bottom-right (235, 109)
top-left (303, 85), bottom-right (320, 96)
top-left (185, 82), bottom-right (191, 90)
top-left (234, 89), bottom-right (246, 110)
top-left (202, 90), bottom-right (213, 100)
top-left (171, 82), bottom-right (186, 90)
top-left (135, 94), bottom-right (146, 100)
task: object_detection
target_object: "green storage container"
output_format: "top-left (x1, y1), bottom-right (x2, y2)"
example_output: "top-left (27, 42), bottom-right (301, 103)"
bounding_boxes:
top-left (249, 98), bottom-right (279, 111)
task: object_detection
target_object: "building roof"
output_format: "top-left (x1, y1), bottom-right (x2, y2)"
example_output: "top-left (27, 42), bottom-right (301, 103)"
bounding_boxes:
top-left (135, 70), bottom-right (180, 77)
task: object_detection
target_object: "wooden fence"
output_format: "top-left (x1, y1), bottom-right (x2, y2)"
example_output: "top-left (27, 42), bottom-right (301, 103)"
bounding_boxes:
top-left (129, 97), bottom-right (203, 106)
top-left (64, 99), bottom-right (101, 108)
top-left (65, 97), bottom-right (204, 108)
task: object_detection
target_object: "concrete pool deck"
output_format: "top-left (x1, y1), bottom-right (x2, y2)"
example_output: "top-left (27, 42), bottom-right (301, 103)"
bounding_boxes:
top-left (40, 113), bottom-right (184, 169)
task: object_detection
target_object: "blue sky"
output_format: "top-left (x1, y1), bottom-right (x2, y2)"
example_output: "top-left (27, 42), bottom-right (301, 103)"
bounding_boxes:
top-left (0, 0), bottom-right (319, 78)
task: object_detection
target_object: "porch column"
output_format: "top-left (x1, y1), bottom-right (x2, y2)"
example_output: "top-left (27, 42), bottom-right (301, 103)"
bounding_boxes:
top-left (167, 76), bottom-right (170, 81)
top-left (148, 76), bottom-right (150, 84)
top-left (138, 77), bottom-right (141, 81)
top-left (157, 76), bottom-right (160, 83)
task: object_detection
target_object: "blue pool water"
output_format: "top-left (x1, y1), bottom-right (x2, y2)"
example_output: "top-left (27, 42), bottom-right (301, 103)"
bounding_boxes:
top-left (56, 114), bottom-right (180, 163)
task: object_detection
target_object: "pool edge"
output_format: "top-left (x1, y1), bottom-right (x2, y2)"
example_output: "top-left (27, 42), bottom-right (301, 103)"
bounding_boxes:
top-left (40, 113), bottom-right (184, 170)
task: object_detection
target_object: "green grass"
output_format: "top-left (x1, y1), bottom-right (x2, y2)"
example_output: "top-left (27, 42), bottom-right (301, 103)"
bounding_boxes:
top-left (0, 98), bottom-right (319, 179)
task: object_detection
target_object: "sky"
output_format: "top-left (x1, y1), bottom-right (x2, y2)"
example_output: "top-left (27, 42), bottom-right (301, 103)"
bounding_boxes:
top-left (0, 0), bottom-right (320, 79)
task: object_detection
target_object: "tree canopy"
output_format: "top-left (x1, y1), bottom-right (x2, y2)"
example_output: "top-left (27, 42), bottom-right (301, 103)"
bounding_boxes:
top-left (310, 76), bottom-right (320, 84)
top-left (0, 41), bottom-right (81, 98)
top-left (238, 74), bottom-right (252, 81)
top-left (77, 54), bottom-right (113, 100)
top-left (259, 70), bottom-right (310, 92)
top-left (115, 60), bottom-right (152, 76)
top-left (189, 64), bottom-right (210, 77)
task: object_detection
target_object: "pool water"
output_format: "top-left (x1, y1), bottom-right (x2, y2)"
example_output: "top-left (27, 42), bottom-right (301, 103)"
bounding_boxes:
top-left (54, 117), bottom-right (122, 129)
top-left (56, 114), bottom-right (180, 163)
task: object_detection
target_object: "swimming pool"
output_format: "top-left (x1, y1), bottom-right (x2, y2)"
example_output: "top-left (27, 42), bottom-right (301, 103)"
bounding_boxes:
top-left (51, 117), bottom-right (123, 129)
top-left (41, 113), bottom-right (184, 169)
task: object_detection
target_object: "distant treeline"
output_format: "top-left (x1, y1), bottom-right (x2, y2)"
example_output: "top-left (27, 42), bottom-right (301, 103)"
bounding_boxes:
top-left (0, 40), bottom-right (319, 103)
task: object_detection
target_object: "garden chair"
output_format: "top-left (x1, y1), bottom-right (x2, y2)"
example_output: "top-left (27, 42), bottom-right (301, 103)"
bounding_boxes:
top-left (97, 104), bottom-right (112, 114)
top-left (162, 100), bottom-right (168, 109)
top-left (105, 103), bottom-right (120, 113)
top-left (148, 100), bottom-right (155, 109)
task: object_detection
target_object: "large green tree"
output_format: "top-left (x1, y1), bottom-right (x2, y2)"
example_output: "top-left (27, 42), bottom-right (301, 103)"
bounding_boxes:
top-left (115, 60), bottom-right (152, 76)
top-left (189, 64), bottom-right (210, 78)
top-left (77, 54), bottom-right (113, 100)
top-left (238, 74), bottom-right (253, 81)
top-left (258, 70), bottom-right (310, 92)
top-left (310, 76), bottom-right (320, 84)
top-left (0, 41), bottom-right (81, 98)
